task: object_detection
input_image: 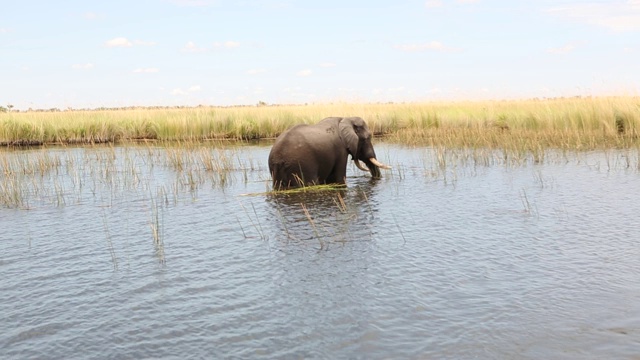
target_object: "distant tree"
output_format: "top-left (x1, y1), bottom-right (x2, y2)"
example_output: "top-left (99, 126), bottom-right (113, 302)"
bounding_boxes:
top-left (257, 100), bottom-right (268, 107)
top-left (7, 104), bottom-right (14, 111)
top-left (0, 106), bottom-right (6, 113)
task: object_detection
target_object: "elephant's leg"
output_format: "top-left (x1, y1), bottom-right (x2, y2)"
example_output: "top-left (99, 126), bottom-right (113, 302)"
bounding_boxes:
top-left (271, 166), bottom-right (290, 189)
top-left (271, 164), bottom-right (301, 189)
top-left (280, 164), bottom-right (320, 188)
top-left (325, 170), bottom-right (346, 185)
top-left (294, 161), bottom-right (322, 186)
top-left (324, 158), bottom-right (348, 185)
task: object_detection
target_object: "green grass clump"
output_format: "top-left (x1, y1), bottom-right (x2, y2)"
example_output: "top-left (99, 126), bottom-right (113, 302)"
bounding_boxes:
top-left (242, 183), bottom-right (346, 197)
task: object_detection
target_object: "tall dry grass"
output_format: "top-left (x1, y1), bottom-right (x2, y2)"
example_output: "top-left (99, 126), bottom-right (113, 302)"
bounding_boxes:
top-left (1, 97), bottom-right (638, 148)
top-left (387, 96), bottom-right (640, 150)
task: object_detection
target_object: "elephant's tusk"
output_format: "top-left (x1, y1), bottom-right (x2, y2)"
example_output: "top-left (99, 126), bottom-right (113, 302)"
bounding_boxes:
top-left (354, 159), bottom-right (369, 172)
top-left (369, 157), bottom-right (392, 169)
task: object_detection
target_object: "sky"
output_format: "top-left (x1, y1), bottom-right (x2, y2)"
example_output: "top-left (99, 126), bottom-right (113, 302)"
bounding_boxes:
top-left (1, 0), bottom-right (640, 110)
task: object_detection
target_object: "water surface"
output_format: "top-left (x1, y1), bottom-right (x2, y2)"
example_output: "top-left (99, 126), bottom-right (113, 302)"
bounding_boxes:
top-left (1, 143), bottom-right (640, 359)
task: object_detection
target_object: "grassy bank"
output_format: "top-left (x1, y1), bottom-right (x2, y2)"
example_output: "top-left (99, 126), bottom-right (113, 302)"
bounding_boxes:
top-left (1, 97), bottom-right (639, 149)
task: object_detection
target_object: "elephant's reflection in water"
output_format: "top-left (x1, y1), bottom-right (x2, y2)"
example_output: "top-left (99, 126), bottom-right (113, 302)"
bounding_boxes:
top-left (265, 177), bottom-right (381, 249)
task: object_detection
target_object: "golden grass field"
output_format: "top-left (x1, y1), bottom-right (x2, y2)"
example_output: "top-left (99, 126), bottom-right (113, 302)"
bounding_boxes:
top-left (1, 96), bottom-right (639, 149)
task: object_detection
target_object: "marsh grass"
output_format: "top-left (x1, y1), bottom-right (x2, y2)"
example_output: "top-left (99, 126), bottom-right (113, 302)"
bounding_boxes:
top-left (149, 193), bottom-right (166, 264)
top-left (0, 143), bottom-right (263, 208)
top-left (2, 97), bottom-right (638, 149)
top-left (388, 97), bottom-right (640, 149)
top-left (301, 203), bottom-right (325, 250)
top-left (520, 189), bottom-right (538, 218)
top-left (239, 201), bottom-right (267, 240)
top-left (102, 209), bottom-right (119, 270)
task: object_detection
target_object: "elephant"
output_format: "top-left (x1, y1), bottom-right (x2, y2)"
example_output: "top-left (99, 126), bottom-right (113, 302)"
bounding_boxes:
top-left (268, 116), bottom-right (391, 189)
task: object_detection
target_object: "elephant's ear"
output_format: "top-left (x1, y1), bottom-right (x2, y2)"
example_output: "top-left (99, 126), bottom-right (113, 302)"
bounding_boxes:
top-left (339, 117), bottom-right (359, 158)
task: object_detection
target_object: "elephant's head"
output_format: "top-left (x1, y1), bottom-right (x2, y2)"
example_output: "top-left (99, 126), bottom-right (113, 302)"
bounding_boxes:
top-left (339, 117), bottom-right (391, 179)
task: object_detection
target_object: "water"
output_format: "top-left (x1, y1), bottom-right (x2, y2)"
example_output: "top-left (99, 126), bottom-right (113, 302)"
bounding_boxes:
top-left (2, 143), bottom-right (640, 359)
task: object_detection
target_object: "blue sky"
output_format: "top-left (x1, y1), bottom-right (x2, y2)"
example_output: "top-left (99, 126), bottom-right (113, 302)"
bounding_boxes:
top-left (2, 0), bottom-right (639, 110)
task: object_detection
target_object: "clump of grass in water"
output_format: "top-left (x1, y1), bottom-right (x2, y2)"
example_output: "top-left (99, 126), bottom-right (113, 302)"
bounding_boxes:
top-left (242, 183), bottom-right (346, 197)
top-left (0, 177), bottom-right (26, 208)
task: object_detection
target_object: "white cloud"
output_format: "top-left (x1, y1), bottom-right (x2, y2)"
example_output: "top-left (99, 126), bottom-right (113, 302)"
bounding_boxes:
top-left (105, 37), bottom-right (133, 47)
top-left (547, 1), bottom-right (640, 32)
top-left (72, 63), bottom-right (94, 69)
top-left (297, 69), bottom-right (312, 77)
top-left (171, 86), bottom-right (201, 95)
top-left (394, 41), bottom-right (461, 52)
top-left (547, 41), bottom-right (585, 54)
top-left (133, 68), bottom-right (159, 73)
top-left (547, 44), bottom-right (575, 55)
top-left (1, 28), bottom-right (11, 34)
top-left (105, 37), bottom-right (156, 48)
top-left (457, 0), bottom-right (479, 3)
top-left (181, 41), bottom-right (206, 53)
top-left (213, 41), bottom-right (240, 49)
top-left (246, 68), bottom-right (266, 75)
top-left (319, 62), bottom-right (337, 68)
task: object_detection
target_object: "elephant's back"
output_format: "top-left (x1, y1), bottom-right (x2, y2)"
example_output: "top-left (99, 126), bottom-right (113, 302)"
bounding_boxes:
top-left (274, 123), bottom-right (335, 148)
top-left (272, 124), bottom-right (308, 150)
top-left (269, 124), bottom-right (306, 165)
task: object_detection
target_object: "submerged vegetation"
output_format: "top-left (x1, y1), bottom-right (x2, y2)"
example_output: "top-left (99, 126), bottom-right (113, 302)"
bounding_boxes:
top-left (1, 96), bottom-right (639, 149)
